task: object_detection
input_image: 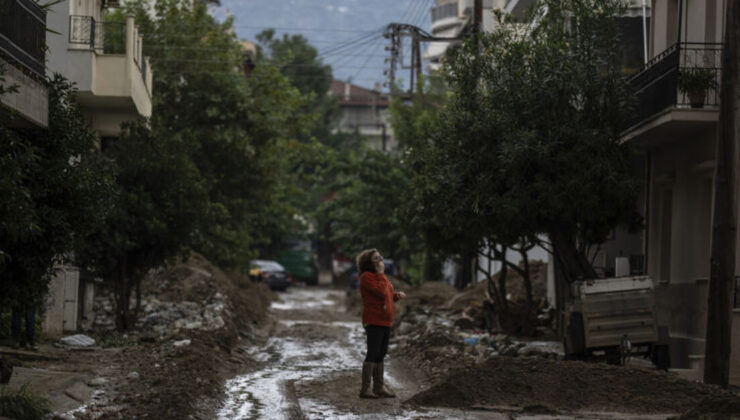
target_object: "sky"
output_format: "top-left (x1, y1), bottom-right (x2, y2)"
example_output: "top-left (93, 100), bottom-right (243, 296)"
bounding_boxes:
top-left (210, 0), bottom-right (434, 91)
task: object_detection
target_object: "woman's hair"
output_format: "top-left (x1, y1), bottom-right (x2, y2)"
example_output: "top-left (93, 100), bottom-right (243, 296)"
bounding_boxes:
top-left (356, 248), bottom-right (379, 273)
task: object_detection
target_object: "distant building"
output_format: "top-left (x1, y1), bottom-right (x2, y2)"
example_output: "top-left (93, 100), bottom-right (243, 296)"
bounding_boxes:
top-left (330, 80), bottom-right (396, 152)
top-left (0, 0), bottom-right (48, 128)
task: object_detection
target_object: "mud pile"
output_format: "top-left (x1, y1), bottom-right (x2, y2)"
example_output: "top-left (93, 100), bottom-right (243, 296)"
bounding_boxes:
top-left (385, 278), bottom-right (559, 380)
top-left (407, 357), bottom-right (736, 415)
top-left (678, 394), bottom-right (740, 419)
top-left (81, 253), bottom-right (275, 419)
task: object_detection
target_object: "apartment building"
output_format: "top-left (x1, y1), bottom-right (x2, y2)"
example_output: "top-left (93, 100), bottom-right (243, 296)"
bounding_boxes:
top-left (40, 0), bottom-right (153, 335)
top-left (617, 0), bottom-right (739, 384)
top-left (330, 80), bottom-right (396, 152)
top-left (46, 0), bottom-right (152, 139)
top-left (0, 0), bottom-right (48, 128)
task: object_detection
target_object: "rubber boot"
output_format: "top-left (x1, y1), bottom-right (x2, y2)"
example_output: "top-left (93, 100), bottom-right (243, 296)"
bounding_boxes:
top-left (372, 362), bottom-right (396, 398)
top-left (359, 362), bottom-right (377, 398)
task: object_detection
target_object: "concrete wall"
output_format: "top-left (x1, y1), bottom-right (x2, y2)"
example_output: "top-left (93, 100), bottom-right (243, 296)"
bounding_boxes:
top-left (651, 0), bottom-right (725, 56)
top-left (644, 127), bottom-right (716, 367)
top-left (0, 58), bottom-right (48, 127)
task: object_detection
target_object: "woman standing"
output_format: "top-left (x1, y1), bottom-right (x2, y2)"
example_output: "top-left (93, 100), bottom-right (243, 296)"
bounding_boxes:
top-left (357, 248), bottom-right (406, 398)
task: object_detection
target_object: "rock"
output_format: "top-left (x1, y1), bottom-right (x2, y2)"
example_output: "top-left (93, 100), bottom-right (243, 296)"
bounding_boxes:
top-left (127, 371), bottom-right (140, 380)
top-left (173, 339), bottom-right (191, 347)
top-left (87, 377), bottom-right (108, 387)
top-left (517, 341), bottom-right (564, 358)
top-left (397, 322), bottom-right (414, 336)
top-left (59, 334), bottom-right (96, 347)
top-left (64, 381), bottom-right (93, 402)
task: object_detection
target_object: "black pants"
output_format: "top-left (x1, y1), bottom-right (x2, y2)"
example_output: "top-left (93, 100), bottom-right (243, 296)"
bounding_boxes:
top-left (11, 309), bottom-right (35, 344)
top-left (365, 325), bottom-right (390, 363)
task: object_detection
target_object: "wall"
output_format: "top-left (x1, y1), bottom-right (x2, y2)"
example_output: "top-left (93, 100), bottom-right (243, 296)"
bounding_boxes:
top-left (646, 127), bottom-right (716, 367)
top-left (0, 59), bottom-right (48, 127)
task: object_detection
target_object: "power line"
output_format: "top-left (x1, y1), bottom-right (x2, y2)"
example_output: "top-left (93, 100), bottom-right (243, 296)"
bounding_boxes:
top-left (228, 25), bottom-right (380, 33)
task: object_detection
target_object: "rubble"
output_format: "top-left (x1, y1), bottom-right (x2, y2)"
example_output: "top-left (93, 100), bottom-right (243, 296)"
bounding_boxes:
top-left (59, 334), bottom-right (96, 347)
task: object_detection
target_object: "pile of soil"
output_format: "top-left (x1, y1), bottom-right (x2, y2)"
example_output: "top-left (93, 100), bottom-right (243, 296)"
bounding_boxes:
top-left (678, 394), bottom-right (740, 419)
top-left (84, 253), bottom-right (276, 419)
top-left (407, 357), bottom-right (735, 415)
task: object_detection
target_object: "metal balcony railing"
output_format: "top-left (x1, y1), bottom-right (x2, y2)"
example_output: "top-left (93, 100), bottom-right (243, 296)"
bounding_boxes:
top-left (625, 42), bottom-right (723, 130)
top-left (0, 0), bottom-right (46, 77)
top-left (69, 15), bottom-right (126, 54)
top-left (431, 3), bottom-right (458, 23)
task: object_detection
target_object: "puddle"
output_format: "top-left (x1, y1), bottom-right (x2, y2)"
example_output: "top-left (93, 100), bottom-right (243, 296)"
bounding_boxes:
top-left (219, 288), bottom-right (489, 419)
top-left (269, 288), bottom-right (343, 311)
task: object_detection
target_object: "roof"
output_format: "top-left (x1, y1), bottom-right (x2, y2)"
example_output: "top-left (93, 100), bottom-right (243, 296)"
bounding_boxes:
top-left (330, 80), bottom-right (389, 107)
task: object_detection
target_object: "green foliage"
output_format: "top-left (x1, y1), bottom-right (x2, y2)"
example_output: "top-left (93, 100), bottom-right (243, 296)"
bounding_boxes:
top-left (320, 148), bottom-right (416, 260)
top-left (677, 67), bottom-right (718, 93)
top-left (120, 0), bottom-right (310, 269)
top-left (0, 385), bottom-right (51, 420)
top-left (0, 75), bottom-right (114, 311)
top-left (401, 0), bottom-right (640, 281)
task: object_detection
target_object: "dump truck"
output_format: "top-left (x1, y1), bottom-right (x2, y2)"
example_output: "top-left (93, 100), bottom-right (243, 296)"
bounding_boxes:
top-left (563, 275), bottom-right (670, 369)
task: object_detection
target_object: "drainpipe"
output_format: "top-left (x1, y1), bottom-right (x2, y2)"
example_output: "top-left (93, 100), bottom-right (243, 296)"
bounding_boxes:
top-left (642, 0), bottom-right (648, 64)
top-left (126, 15), bottom-right (135, 92)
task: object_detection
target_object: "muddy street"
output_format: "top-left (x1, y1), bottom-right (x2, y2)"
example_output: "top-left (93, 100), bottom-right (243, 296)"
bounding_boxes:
top-left (217, 287), bottom-right (486, 419)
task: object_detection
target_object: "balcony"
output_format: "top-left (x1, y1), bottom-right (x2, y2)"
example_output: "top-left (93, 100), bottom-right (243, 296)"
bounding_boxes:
top-left (623, 43), bottom-right (722, 144)
top-left (0, 0), bottom-right (48, 127)
top-left (64, 14), bottom-right (152, 136)
top-left (431, 2), bottom-right (461, 33)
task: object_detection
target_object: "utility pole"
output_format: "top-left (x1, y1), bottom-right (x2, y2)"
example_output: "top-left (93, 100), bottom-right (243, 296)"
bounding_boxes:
top-left (474, 0), bottom-right (483, 36)
top-left (704, 0), bottom-right (739, 388)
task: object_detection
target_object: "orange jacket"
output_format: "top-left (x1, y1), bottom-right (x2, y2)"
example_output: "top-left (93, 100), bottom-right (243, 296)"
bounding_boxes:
top-left (360, 271), bottom-right (399, 327)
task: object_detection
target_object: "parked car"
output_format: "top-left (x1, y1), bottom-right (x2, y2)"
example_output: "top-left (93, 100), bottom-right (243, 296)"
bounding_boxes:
top-left (249, 260), bottom-right (291, 291)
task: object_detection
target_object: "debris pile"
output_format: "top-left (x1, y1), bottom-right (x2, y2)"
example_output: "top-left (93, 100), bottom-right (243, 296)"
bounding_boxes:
top-left (354, 278), bottom-right (562, 384)
top-left (407, 356), bottom-right (739, 416)
top-left (72, 253), bottom-right (275, 419)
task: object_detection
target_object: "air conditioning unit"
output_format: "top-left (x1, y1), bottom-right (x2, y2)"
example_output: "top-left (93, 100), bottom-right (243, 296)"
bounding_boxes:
top-left (102, 0), bottom-right (121, 8)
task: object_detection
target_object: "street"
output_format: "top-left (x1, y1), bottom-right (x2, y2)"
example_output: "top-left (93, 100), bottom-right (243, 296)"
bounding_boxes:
top-left (217, 287), bottom-right (475, 419)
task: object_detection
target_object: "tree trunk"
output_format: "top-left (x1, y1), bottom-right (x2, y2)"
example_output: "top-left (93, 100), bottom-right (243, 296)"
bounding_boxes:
top-left (521, 248), bottom-right (534, 335)
top-left (704, 0), bottom-right (738, 388)
top-left (548, 229), bottom-right (598, 282)
top-left (114, 255), bottom-right (133, 332)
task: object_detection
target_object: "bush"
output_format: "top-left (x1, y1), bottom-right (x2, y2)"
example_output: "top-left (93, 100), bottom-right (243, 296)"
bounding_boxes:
top-left (0, 385), bottom-right (50, 420)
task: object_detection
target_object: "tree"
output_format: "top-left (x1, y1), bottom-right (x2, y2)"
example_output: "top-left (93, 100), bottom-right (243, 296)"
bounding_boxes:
top-left (125, 0), bottom-right (310, 268)
top-left (704, 0), bottom-right (739, 388)
top-left (0, 75), bottom-right (113, 312)
top-left (78, 0), bottom-right (310, 330)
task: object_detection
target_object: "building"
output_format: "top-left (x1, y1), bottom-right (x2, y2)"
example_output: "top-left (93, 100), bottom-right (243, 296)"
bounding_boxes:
top-left (0, 0), bottom-right (48, 128)
top-left (46, 0), bottom-right (152, 140)
top-left (330, 80), bottom-right (396, 152)
top-left (614, 0), bottom-right (738, 383)
top-left (40, 0), bottom-right (153, 335)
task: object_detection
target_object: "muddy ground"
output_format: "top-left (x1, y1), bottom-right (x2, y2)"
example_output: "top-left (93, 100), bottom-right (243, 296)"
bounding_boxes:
top-left (1, 254), bottom-right (275, 419)
top-left (4, 269), bottom-right (740, 419)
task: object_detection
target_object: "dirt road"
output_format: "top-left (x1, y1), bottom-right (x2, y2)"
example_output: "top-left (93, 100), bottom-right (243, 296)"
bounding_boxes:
top-left (216, 287), bottom-right (488, 419)
top-left (215, 287), bottom-right (680, 420)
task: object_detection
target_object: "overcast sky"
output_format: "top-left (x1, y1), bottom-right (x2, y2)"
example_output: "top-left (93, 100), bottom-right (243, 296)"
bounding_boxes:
top-left (211, 0), bottom-right (433, 91)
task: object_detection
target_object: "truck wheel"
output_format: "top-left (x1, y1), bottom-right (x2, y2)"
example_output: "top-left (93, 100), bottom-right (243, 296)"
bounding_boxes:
top-left (652, 344), bottom-right (670, 370)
